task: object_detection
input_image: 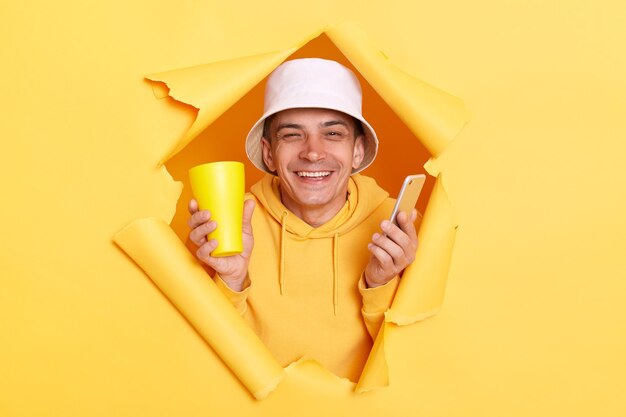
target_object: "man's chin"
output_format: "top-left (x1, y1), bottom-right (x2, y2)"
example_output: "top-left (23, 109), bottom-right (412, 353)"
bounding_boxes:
top-left (292, 193), bottom-right (332, 207)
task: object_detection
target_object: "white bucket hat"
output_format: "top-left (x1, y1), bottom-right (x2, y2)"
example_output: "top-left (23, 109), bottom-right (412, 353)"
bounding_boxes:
top-left (245, 58), bottom-right (379, 175)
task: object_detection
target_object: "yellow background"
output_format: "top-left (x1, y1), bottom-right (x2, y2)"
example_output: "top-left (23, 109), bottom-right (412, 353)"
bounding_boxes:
top-left (1, 1), bottom-right (625, 416)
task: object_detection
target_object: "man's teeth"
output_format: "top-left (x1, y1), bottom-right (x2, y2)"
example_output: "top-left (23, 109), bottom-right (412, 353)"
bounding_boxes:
top-left (296, 171), bottom-right (331, 178)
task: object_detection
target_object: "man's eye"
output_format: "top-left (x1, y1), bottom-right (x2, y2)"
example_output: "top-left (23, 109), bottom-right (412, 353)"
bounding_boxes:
top-left (278, 132), bottom-right (302, 140)
top-left (325, 131), bottom-right (347, 139)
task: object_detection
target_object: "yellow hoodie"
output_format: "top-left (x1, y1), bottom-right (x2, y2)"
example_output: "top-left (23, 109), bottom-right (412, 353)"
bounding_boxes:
top-left (215, 174), bottom-right (415, 381)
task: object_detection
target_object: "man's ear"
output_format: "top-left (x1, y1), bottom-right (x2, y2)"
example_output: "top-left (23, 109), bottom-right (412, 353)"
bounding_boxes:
top-left (352, 135), bottom-right (365, 170)
top-left (261, 137), bottom-right (276, 172)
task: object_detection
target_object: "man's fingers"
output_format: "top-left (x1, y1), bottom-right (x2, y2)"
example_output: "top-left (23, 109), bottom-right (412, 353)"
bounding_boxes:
top-left (189, 221), bottom-right (217, 246)
top-left (196, 239), bottom-right (219, 264)
top-left (187, 209), bottom-right (212, 229)
top-left (384, 211), bottom-right (418, 258)
top-left (381, 219), bottom-right (412, 251)
top-left (368, 242), bottom-right (394, 269)
top-left (372, 233), bottom-right (404, 265)
top-left (397, 209), bottom-right (419, 242)
top-left (188, 198), bottom-right (199, 215)
top-left (367, 210), bottom-right (420, 286)
top-left (242, 199), bottom-right (256, 234)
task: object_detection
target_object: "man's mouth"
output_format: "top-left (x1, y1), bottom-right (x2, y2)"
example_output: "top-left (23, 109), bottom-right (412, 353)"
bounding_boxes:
top-left (295, 171), bottom-right (331, 178)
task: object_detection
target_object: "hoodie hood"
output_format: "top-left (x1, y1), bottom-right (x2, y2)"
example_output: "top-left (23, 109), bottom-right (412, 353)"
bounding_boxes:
top-left (251, 173), bottom-right (389, 238)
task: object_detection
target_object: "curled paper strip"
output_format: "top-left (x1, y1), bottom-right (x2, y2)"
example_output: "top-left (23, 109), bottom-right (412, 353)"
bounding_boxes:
top-left (355, 323), bottom-right (390, 393)
top-left (147, 48), bottom-right (300, 163)
top-left (326, 22), bottom-right (471, 157)
top-left (114, 218), bottom-right (285, 399)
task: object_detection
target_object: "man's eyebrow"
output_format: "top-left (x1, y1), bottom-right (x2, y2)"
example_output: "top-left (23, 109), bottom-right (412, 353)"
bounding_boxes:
top-left (320, 120), bottom-right (350, 128)
top-left (276, 123), bottom-right (303, 131)
top-left (275, 120), bottom-right (350, 132)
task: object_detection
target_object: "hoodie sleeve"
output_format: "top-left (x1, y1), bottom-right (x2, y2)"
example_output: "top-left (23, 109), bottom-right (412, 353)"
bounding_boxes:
top-left (214, 273), bottom-right (251, 315)
top-left (358, 275), bottom-right (400, 339)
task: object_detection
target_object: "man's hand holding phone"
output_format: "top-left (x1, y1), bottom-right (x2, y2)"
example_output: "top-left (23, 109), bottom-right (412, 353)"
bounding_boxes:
top-left (364, 174), bottom-right (424, 288)
top-left (364, 209), bottom-right (419, 288)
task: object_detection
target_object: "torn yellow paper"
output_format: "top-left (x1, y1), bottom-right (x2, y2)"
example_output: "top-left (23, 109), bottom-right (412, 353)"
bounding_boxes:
top-left (136, 25), bottom-right (466, 397)
top-left (326, 22), bottom-right (471, 157)
top-left (355, 323), bottom-right (389, 393)
top-left (148, 49), bottom-right (299, 163)
top-left (113, 218), bottom-right (285, 399)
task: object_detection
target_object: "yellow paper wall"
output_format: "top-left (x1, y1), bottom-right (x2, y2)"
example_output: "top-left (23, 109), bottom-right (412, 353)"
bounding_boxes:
top-left (1, 1), bottom-right (625, 416)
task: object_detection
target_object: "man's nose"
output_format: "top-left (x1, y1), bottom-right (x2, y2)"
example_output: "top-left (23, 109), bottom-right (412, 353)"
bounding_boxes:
top-left (299, 135), bottom-right (326, 162)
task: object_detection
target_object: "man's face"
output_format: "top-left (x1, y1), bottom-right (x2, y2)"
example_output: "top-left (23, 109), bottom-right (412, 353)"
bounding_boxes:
top-left (261, 108), bottom-right (365, 219)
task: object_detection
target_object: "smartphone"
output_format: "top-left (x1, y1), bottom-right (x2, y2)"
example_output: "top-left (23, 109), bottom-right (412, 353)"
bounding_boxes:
top-left (390, 174), bottom-right (426, 225)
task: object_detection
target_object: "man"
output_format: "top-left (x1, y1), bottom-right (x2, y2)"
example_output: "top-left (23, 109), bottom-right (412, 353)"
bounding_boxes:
top-left (187, 58), bottom-right (419, 381)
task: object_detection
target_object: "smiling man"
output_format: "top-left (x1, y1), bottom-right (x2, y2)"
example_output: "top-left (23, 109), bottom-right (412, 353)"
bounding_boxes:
top-left (187, 58), bottom-right (419, 381)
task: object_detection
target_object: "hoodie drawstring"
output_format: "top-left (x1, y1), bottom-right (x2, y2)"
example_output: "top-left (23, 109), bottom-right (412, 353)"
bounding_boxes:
top-left (333, 233), bottom-right (339, 316)
top-left (279, 212), bottom-right (288, 295)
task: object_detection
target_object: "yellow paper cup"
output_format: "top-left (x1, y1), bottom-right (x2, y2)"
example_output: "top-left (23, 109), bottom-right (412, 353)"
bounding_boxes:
top-left (189, 161), bottom-right (245, 257)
